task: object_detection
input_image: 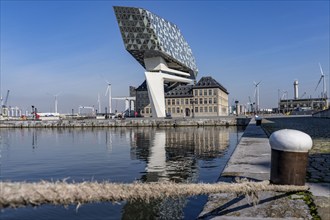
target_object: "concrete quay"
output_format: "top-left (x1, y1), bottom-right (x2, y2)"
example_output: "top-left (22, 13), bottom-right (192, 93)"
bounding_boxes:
top-left (199, 118), bottom-right (330, 220)
top-left (0, 117), bottom-right (250, 128)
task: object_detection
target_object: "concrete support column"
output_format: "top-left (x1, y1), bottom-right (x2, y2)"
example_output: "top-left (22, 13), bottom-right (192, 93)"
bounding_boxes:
top-left (145, 71), bottom-right (166, 118)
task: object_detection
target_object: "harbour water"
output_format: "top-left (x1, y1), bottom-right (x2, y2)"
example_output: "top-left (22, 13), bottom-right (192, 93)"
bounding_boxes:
top-left (0, 126), bottom-right (244, 219)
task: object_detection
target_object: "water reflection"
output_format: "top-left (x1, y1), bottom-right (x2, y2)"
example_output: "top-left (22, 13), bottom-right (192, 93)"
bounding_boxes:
top-left (0, 126), bottom-right (243, 220)
top-left (122, 127), bottom-right (232, 220)
top-left (130, 127), bottom-right (230, 183)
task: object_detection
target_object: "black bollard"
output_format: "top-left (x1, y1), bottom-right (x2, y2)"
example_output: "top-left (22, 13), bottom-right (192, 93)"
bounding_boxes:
top-left (269, 129), bottom-right (312, 186)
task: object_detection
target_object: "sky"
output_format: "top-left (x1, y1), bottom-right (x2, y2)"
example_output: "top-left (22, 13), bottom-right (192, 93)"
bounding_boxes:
top-left (0, 0), bottom-right (329, 114)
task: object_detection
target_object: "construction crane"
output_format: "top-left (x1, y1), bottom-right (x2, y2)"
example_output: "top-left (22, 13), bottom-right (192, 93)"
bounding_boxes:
top-left (2, 90), bottom-right (10, 107)
top-left (300, 92), bottom-right (306, 99)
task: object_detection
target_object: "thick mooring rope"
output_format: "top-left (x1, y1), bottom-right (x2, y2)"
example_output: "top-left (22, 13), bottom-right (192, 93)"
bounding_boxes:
top-left (0, 180), bottom-right (308, 208)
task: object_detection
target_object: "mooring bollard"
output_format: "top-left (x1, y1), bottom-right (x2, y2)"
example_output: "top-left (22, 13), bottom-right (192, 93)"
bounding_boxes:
top-left (255, 116), bottom-right (262, 126)
top-left (269, 129), bottom-right (312, 185)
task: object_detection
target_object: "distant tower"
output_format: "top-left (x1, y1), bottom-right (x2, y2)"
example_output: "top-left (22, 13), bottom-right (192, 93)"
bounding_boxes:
top-left (294, 80), bottom-right (299, 99)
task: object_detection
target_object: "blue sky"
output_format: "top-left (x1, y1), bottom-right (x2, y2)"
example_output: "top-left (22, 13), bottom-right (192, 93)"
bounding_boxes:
top-left (1, 0), bottom-right (329, 114)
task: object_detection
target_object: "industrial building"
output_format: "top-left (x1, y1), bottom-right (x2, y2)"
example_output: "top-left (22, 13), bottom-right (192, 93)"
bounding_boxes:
top-left (279, 80), bottom-right (328, 114)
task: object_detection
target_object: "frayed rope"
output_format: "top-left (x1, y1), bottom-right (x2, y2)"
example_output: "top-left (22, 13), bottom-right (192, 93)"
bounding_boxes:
top-left (0, 180), bottom-right (308, 209)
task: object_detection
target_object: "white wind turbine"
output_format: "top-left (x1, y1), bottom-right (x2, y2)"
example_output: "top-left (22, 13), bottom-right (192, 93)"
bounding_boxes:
top-left (254, 81), bottom-right (261, 114)
top-left (315, 63), bottom-right (327, 99)
top-left (105, 81), bottom-right (112, 114)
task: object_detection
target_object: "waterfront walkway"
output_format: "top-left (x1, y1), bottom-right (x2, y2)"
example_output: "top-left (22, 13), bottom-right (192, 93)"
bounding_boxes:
top-left (199, 118), bottom-right (330, 219)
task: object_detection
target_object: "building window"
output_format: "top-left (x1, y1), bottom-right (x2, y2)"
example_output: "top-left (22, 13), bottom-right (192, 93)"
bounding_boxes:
top-left (177, 107), bottom-right (180, 113)
top-left (172, 99), bottom-right (175, 105)
top-left (199, 98), bottom-right (203, 104)
top-left (199, 89), bottom-right (202, 96)
top-left (146, 108), bottom-right (149, 114)
top-left (167, 99), bottom-right (171, 105)
top-left (214, 106), bottom-right (218, 112)
top-left (209, 98), bottom-right (212, 104)
top-left (200, 107), bottom-right (203, 112)
top-left (209, 89), bottom-right (213, 96)
top-left (185, 99), bottom-right (189, 105)
top-left (209, 106), bottom-right (212, 112)
top-left (204, 98), bottom-right (207, 104)
top-left (195, 98), bottom-right (198, 104)
top-left (204, 89), bottom-right (207, 96)
top-left (172, 107), bottom-right (175, 113)
top-left (204, 107), bottom-right (208, 112)
top-left (176, 99), bottom-right (180, 105)
top-left (181, 98), bottom-right (184, 105)
top-left (214, 98), bottom-right (217, 104)
top-left (194, 90), bottom-right (198, 96)
top-left (195, 107), bottom-right (198, 112)
top-left (168, 108), bottom-right (171, 113)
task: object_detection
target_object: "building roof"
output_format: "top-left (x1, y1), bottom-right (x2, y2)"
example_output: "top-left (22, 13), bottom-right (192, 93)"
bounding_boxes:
top-left (113, 6), bottom-right (198, 78)
top-left (194, 76), bottom-right (229, 94)
top-left (165, 85), bottom-right (193, 98)
top-left (136, 80), bottom-right (148, 91)
top-left (136, 76), bottom-right (229, 97)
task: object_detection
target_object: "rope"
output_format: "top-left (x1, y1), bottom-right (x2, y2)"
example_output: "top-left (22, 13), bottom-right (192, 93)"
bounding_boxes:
top-left (0, 180), bottom-right (308, 209)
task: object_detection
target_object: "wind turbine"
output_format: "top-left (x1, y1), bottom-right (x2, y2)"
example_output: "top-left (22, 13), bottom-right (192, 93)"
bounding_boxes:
top-left (315, 63), bottom-right (327, 99)
top-left (105, 81), bottom-right (112, 114)
top-left (253, 81), bottom-right (261, 114)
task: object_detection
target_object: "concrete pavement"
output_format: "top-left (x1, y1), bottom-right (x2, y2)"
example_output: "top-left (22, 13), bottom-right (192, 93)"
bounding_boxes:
top-left (198, 118), bottom-right (329, 219)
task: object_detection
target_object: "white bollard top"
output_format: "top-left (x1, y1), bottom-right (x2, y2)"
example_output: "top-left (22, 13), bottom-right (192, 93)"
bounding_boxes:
top-left (269, 129), bottom-right (313, 153)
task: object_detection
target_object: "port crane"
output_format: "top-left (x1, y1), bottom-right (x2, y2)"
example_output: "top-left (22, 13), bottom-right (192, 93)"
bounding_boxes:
top-left (2, 90), bottom-right (9, 108)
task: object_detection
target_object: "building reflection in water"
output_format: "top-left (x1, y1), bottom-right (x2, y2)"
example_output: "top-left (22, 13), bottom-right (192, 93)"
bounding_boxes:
top-left (123, 126), bottom-right (231, 220)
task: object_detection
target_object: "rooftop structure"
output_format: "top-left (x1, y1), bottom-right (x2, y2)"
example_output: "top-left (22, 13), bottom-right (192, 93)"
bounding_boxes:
top-left (114, 6), bottom-right (198, 118)
top-left (113, 6), bottom-right (198, 79)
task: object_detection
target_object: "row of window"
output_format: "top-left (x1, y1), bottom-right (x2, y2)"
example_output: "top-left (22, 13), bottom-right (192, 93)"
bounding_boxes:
top-left (143, 106), bottom-right (228, 115)
top-left (194, 89), bottom-right (215, 96)
top-left (167, 106), bottom-right (219, 114)
top-left (167, 98), bottom-right (219, 105)
top-left (166, 97), bottom-right (229, 106)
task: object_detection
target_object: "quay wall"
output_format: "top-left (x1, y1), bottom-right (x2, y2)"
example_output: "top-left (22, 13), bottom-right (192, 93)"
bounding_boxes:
top-left (0, 117), bottom-right (250, 128)
top-left (313, 108), bottom-right (330, 118)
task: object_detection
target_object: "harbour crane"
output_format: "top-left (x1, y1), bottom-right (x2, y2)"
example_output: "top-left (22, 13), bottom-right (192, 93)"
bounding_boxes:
top-left (300, 92), bottom-right (306, 99)
top-left (2, 90), bottom-right (10, 107)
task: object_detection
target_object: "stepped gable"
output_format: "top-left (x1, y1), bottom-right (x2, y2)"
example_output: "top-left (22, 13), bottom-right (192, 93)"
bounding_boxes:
top-left (194, 76), bottom-right (229, 94)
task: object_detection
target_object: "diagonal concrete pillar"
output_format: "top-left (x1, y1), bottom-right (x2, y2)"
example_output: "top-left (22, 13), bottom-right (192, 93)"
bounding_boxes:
top-left (145, 71), bottom-right (194, 118)
top-left (145, 71), bottom-right (166, 118)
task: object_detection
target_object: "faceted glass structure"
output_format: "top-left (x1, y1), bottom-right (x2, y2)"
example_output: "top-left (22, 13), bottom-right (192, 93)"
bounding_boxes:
top-left (113, 6), bottom-right (198, 79)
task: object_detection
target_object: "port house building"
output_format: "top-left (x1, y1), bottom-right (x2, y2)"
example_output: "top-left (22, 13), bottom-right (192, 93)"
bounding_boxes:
top-left (135, 76), bottom-right (229, 117)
